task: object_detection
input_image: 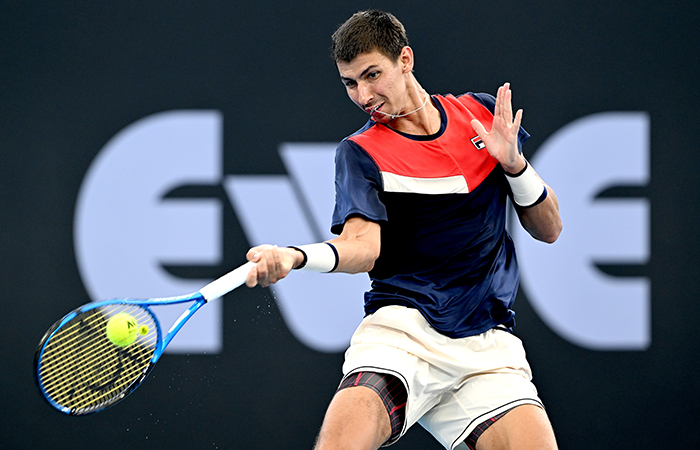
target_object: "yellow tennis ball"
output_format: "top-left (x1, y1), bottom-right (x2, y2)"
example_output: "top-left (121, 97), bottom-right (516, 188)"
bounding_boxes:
top-left (106, 313), bottom-right (138, 347)
top-left (138, 324), bottom-right (149, 336)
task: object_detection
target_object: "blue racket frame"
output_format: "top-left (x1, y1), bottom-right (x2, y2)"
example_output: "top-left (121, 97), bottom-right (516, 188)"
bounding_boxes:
top-left (34, 261), bottom-right (254, 415)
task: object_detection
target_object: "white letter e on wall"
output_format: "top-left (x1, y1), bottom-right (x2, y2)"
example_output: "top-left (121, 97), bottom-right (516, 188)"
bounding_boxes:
top-left (513, 112), bottom-right (651, 350)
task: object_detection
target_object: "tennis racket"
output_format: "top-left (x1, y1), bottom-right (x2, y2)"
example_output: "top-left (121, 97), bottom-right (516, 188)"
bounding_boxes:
top-left (34, 261), bottom-right (255, 416)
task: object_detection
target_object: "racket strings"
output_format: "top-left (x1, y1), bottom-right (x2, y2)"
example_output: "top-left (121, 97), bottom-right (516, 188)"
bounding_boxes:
top-left (38, 304), bottom-right (158, 414)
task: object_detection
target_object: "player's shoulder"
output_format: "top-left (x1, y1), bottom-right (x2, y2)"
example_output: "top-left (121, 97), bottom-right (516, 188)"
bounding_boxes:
top-left (334, 119), bottom-right (369, 155)
top-left (435, 92), bottom-right (496, 114)
top-left (335, 121), bottom-right (382, 170)
top-left (342, 117), bottom-right (400, 154)
top-left (342, 118), bottom-right (378, 142)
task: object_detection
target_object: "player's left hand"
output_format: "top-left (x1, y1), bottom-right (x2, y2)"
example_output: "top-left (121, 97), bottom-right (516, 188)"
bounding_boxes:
top-left (471, 82), bottom-right (526, 174)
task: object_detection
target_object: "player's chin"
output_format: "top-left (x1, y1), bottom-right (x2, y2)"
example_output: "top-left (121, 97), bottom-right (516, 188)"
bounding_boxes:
top-left (370, 111), bottom-right (392, 123)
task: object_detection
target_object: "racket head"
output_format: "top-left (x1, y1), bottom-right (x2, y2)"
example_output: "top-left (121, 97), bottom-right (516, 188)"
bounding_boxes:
top-left (34, 301), bottom-right (162, 415)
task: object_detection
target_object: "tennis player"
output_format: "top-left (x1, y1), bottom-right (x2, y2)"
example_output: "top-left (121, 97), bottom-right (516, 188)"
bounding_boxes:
top-left (245, 10), bottom-right (562, 450)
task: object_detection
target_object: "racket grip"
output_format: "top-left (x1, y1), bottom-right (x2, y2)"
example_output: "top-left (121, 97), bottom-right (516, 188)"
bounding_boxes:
top-left (199, 261), bottom-right (256, 301)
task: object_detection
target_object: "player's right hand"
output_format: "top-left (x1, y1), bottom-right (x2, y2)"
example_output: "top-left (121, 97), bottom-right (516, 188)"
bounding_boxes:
top-left (245, 245), bottom-right (301, 288)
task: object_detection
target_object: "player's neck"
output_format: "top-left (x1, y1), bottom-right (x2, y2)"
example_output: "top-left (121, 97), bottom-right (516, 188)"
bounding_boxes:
top-left (389, 90), bottom-right (440, 136)
top-left (383, 77), bottom-right (436, 135)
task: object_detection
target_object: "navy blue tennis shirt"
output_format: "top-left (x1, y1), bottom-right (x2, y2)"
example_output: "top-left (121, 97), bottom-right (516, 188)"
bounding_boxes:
top-left (331, 93), bottom-right (530, 339)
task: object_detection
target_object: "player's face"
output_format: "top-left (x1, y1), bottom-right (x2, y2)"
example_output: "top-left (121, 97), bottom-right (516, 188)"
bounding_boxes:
top-left (337, 49), bottom-right (411, 123)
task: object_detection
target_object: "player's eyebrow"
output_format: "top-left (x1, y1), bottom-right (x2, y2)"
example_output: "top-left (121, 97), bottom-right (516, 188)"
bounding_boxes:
top-left (340, 64), bottom-right (380, 83)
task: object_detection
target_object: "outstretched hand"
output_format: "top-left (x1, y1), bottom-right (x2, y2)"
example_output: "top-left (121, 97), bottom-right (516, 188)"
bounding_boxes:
top-left (471, 82), bottom-right (526, 174)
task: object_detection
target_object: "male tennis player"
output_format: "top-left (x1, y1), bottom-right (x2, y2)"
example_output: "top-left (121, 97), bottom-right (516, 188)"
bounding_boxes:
top-left (245, 10), bottom-right (562, 450)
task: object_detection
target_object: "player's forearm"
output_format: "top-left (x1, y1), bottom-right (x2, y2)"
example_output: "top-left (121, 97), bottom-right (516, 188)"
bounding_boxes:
top-left (516, 186), bottom-right (562, 243)
top-left (327, 238), bottom-right (380, 273)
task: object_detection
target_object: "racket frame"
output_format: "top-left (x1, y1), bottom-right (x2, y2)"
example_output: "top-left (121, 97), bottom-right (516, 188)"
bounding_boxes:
top-left (34, 261), bottom-right (255, 415)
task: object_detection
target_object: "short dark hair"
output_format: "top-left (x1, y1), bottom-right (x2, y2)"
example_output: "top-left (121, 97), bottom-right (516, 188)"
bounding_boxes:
top-left (331, 10), bottom-right (409, 63)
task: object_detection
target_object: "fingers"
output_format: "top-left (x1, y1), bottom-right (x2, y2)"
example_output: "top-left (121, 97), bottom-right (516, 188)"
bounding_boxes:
top-left (513, 107), bottom-right (523, 129)
top-left (495, 82), bottom-right (524, 136)
top-left (495, 82), bottom-right (513, 122)
top-left (246, 244), bottom-right (273, 262)
top-left (245, 245), bottom-right (293, 288)
top-left (503, 83), bottom-right (513, 119)
top-left (476, 83), bottom-right (519, 141)
top-left (471, 118), bottom-right (487, 139)
top-left (245, 265), bottom-right (259, 288)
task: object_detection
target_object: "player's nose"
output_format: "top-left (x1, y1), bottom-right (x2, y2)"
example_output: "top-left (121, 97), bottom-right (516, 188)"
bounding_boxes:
top-left (357, 82), bottom-right (373, 107)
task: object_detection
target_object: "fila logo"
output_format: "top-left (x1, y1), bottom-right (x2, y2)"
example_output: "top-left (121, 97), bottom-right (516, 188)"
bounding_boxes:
top-left (75, 110), bottom-right (650, 354)
top-left (471, 136), bottom-right (485, 150)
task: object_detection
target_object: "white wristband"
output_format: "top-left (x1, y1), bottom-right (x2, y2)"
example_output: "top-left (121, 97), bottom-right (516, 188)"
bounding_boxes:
top-left (505, 161), bottom-right (547, 207)
top-left (289, 243), bottom-right (339, 273)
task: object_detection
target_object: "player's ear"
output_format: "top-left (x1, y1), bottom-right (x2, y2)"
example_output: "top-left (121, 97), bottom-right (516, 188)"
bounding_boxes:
top-left (399, 46), bottom-right (414, 73)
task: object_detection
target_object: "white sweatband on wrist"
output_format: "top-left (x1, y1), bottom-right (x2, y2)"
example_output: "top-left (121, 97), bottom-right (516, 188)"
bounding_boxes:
top-left (505, 160), bottom-right (547, 207)
top-left (288, 243), bottom-right (339, 273)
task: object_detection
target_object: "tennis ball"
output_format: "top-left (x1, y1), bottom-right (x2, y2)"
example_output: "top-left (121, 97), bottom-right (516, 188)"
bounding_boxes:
top-left (106, 313), bottom-right (139, 347)
top-left (138, 324), bottom-right (150, 336)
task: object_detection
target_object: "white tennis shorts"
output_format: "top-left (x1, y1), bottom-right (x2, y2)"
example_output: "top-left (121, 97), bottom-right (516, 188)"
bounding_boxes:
top-left (341, 305), bottom-right (544, 449)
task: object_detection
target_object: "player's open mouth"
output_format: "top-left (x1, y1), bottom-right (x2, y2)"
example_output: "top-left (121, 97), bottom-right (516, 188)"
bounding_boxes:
top-left (368, 103), bottom-right (384, 116)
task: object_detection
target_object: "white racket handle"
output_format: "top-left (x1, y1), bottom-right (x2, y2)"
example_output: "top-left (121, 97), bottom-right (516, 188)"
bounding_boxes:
top-left (199, 261), bottom-right (256, 301)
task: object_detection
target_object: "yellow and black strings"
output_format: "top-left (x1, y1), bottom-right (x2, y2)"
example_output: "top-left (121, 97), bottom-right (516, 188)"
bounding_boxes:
top-left (38, 304), bottom-right (158, 413)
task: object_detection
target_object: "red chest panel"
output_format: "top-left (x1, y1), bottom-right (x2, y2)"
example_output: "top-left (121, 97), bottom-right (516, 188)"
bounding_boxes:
top-left (348, 94), bottom-right (498, 192)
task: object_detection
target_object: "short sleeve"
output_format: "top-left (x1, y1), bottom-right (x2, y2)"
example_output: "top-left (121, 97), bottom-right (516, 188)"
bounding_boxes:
top-left (331, 139), bottom-right (388, 235)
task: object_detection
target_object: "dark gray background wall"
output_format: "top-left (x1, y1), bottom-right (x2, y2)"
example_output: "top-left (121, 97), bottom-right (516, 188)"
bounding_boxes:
top-left (2, 1), bottom-right (698, 449)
